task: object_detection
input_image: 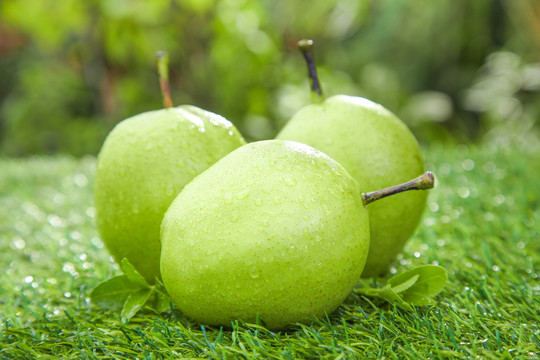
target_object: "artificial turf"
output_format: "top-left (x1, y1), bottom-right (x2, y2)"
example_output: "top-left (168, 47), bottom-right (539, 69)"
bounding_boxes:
top-left (0, 143), bottom-right (538, 359)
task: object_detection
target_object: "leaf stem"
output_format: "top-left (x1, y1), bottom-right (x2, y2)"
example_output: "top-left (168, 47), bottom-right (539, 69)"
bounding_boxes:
top-left (355, 288), bottom-right (383, 297)
top-left (156, 51), bottom-right (173, 108)
top-left (297, 39), bottom-right (325, 102)
top-left (362, 171), bottom-right (435, 206)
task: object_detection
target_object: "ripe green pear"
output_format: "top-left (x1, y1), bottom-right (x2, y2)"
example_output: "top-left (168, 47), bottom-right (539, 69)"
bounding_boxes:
top-left (277, 40), bottom-right (427, 277)
top-left (277, 96), bottom-right (426, 277)
top-left (160, 140), bottom-right (370, 330)
top-left (94, 105), bottom-right (245, 283)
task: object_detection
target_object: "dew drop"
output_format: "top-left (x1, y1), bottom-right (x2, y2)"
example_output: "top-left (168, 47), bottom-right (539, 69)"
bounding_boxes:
top-left (91, 237), bottom-right (104, 249)
top-left (400, 259), bottom-right (412, 266)
top-left (283, 178), bottom-right (297, 187)
top-left (462, 159), bottom-right (475, 171)
top-left (73, 173), bottom-right (88, 187)
top-left (47, 214), bottom-right (65, 227)
top-left (249, 267), bottom-right (260, 279)
top-left (11, 237), bottom-right (26, 250)
top-left (441, 215), bottom-right (451, 223)
top-left (236, 190), bottom-right (250, 200)
top-left (484, 212), bottom-right (495, 221)
top-left (86, 207), bottom-right (96, 218)
top-left (53, 193), bottom-right (65, 204)
top-left (493, 195), bottom-right (505, 206)
top-left (458, 187), bottom-right (470, 198)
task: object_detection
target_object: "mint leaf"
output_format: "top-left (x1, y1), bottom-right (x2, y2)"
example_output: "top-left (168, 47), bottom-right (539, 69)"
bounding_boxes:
top-left (120, 258), bottom-right (150, 288)
top-left (388, 265), bottom-right (447, 305)
top-left (390, 274), bottom-right (420, 294)
top-left (355, 265), bottom-right (447, 310)
top-left (377, 284), bottom-right (413, 311)
top-left (90, 275), bottom-right (136, 311)
top-left (90, 259), bottom-right (170, 320)
top-left (121, 288), bottom-right (154, 323)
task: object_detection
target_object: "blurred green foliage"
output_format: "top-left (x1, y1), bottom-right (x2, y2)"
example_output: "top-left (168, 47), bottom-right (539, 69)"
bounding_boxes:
top-left (0, 0), bottom-right (539, 156)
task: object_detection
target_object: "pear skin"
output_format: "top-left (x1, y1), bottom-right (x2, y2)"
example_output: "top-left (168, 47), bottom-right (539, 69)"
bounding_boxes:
top-left (277, 95), bottom-right (427, 277)
top-left (160, 140), bottom-right (369, 329)
top-left (94, 105), bottom-right (245, 283)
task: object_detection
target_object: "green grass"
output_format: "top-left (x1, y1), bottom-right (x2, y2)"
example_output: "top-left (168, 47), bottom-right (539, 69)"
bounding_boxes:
top-left (1, 143), bottom-right (539, 359)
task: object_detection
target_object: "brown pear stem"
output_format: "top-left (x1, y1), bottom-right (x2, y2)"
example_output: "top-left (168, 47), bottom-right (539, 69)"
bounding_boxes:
top-left (156, 51), bottom-right (173, 108)
top-left (361, 172), bottom-right (435, 206)
top-left (297, 39), bottom-right (325, 102)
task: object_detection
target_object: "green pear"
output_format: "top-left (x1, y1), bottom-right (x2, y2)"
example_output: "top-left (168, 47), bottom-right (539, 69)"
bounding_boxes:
top-left (276, 40), bottom-right (427, 277)
top-left (94, 52), bottom-right (246, 283)
top-left (160, 139), bottom-right (434, 330)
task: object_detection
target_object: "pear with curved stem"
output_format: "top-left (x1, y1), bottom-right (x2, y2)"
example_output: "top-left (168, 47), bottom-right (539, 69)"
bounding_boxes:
top-left (94, 51), bottom-right (246, 283)
top-left (277, 39), bottom-right (429, 277)
top-left (160, 139), bottom-right (435, 330)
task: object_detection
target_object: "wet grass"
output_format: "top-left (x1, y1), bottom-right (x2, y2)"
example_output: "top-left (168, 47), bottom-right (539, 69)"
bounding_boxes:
top-left (0, 143), bottom-right (539, 359)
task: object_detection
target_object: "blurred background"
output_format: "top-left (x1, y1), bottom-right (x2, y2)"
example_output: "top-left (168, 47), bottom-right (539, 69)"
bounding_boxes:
top-left (0, 0), bottom-right (539, 157)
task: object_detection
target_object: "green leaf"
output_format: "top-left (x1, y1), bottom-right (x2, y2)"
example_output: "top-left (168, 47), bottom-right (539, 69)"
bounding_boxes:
top-left (90, 275), bottom-right (137, 311)
top-left (377, 284), bottom-right (413, 311)
top-left (90, 261), bottom-right (169, 320)
top-left (390, 274), bottom-right (419, 294)
top-left (120, 258), bottom-right (150, 288)
top-left (121, 288), bottom-right (154, 323)
top-left (388, 265), bottom-right (447, 305)
top-left (355, 265), bottom-right (447, 310)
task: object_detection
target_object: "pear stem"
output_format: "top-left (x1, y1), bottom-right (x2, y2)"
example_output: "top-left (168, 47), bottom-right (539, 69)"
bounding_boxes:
top-left (361, 172), bottom-right (435, 206)
top-left (297, 39), bottom-right (325, 102)
top-left (156, 51), bottom-right (173, 108)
